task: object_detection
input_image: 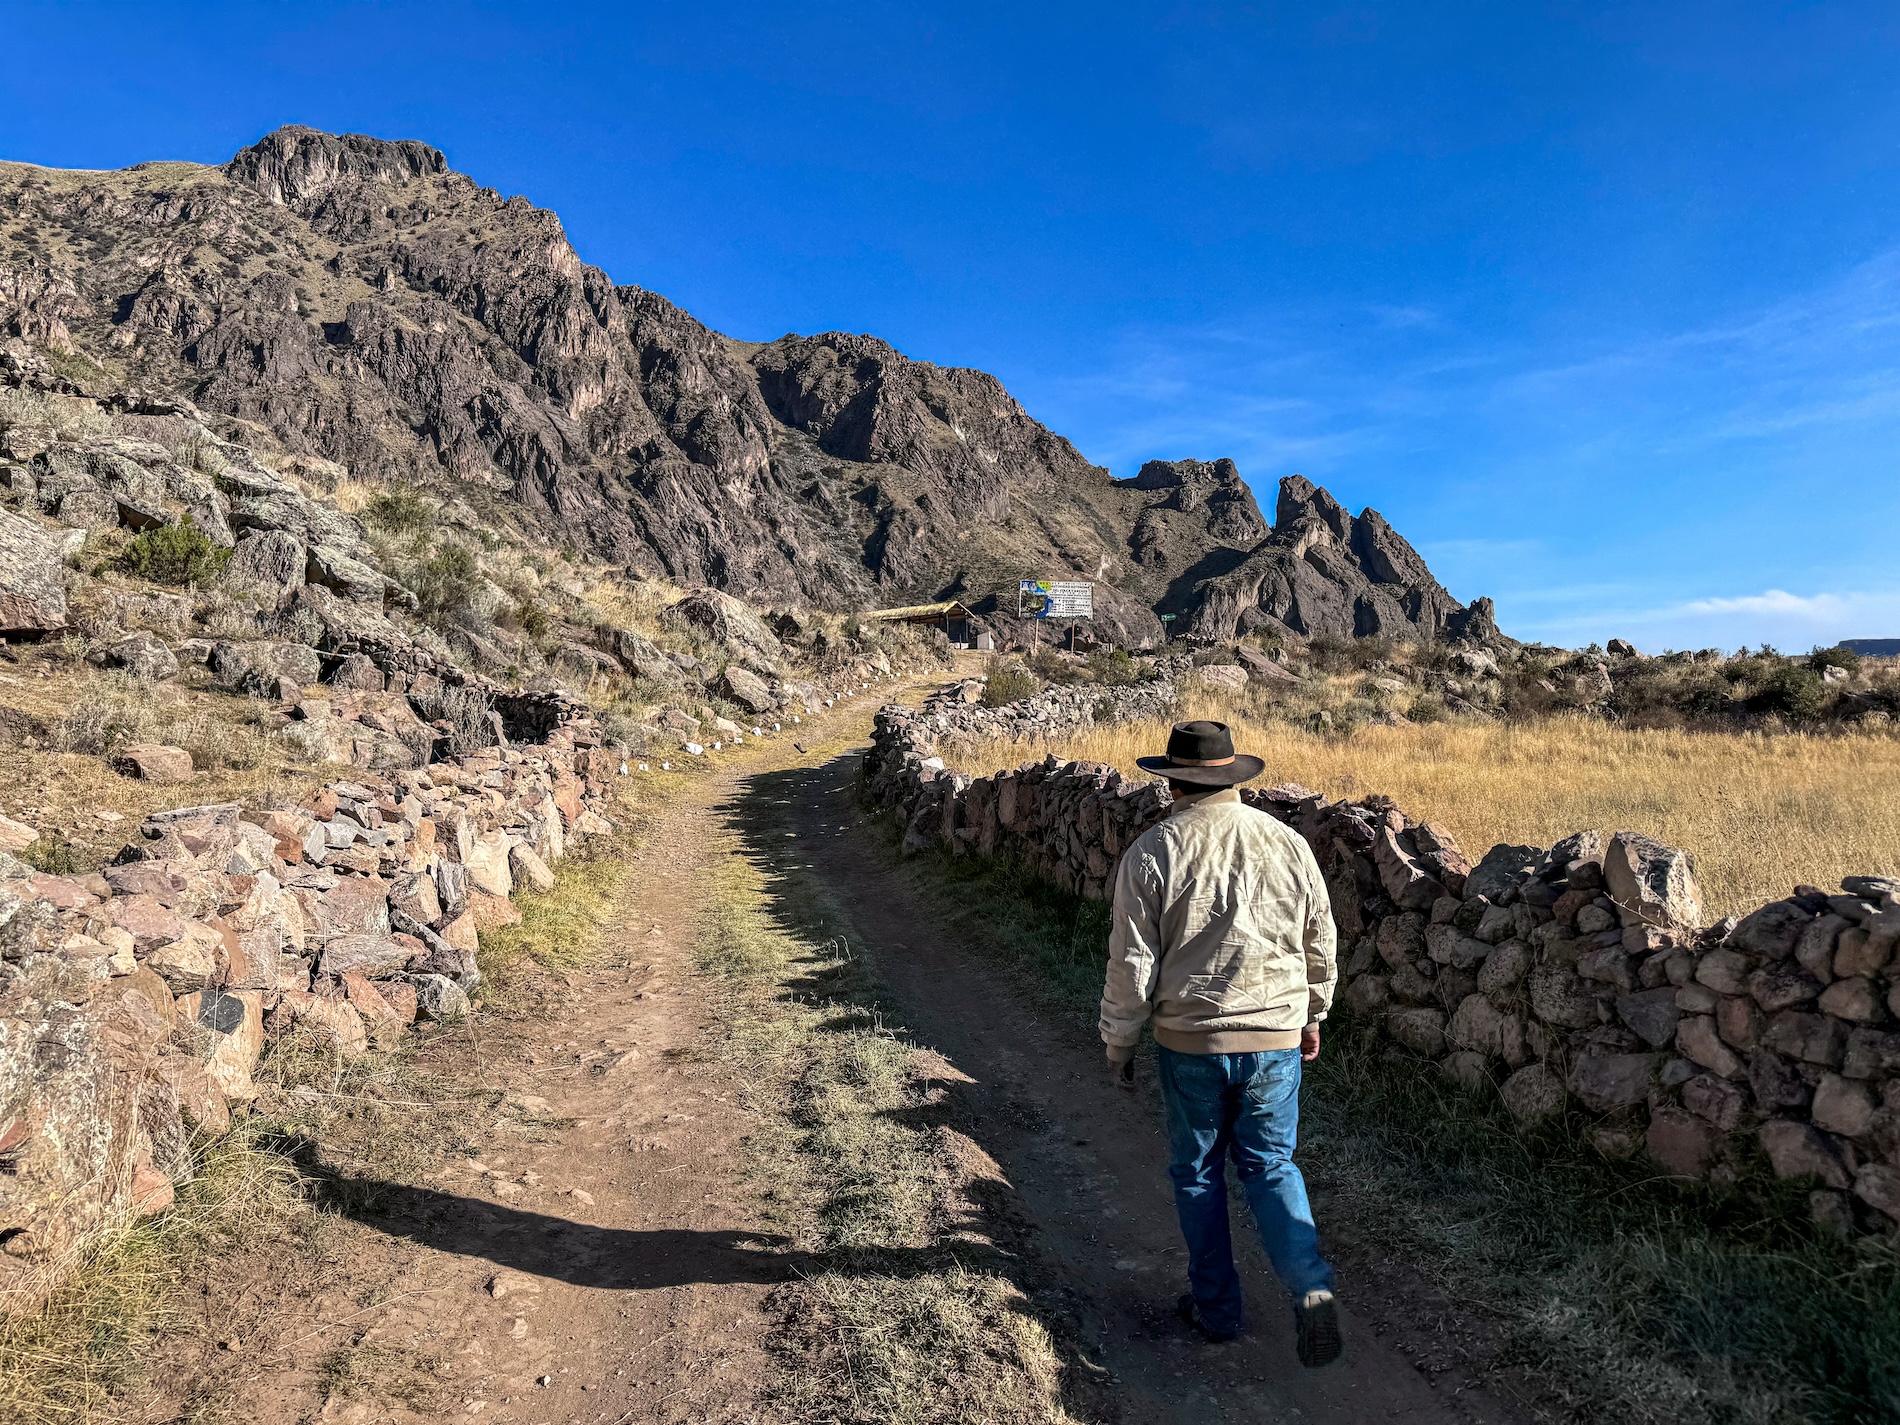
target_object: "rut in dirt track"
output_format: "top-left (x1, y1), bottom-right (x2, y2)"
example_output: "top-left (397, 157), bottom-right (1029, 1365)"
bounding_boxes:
top-left (733, 739), bottom-right (1527, 1425)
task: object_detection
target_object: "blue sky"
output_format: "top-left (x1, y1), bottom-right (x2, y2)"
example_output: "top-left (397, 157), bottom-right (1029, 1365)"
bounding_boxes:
top-left (6, 2), bottom-right (1899, 650)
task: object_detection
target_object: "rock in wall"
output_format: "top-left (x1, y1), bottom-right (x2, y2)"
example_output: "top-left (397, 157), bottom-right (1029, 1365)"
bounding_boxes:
top-left (863, 687), bottom-right (1900, 1236)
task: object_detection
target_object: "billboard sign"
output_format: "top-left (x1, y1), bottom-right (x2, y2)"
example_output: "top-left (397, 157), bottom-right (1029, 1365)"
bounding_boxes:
top-left (1019, 579), bottom-right (1093, 619)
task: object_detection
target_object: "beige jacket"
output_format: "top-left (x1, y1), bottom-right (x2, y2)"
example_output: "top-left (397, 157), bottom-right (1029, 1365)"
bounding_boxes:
top-left (1101, 789), bottom-right (1337, 1059)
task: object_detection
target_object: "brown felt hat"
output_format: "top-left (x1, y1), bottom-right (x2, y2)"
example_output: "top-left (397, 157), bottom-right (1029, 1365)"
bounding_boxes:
top-left (1135, 719), bottom-right (1265, 788)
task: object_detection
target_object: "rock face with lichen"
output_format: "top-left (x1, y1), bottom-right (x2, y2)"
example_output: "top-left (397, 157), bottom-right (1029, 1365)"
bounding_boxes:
top-left (0, 126), bottom-right (1494, 650)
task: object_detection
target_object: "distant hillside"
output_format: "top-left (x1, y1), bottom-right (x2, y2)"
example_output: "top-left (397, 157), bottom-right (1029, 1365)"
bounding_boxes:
top-left (0, 126), bottom-right (1500, 649)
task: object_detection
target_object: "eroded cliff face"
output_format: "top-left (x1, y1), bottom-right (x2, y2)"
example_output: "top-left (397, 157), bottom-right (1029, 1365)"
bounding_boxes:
top-left (0, 125), bottom-right (1497, 648)
top-left (1177, 474), bottom-right (1494, 645)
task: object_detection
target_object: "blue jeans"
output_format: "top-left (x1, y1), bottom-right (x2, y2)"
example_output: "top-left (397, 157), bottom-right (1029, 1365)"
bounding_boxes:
top-left (1156, 1045), bottom-right (1334, 1335)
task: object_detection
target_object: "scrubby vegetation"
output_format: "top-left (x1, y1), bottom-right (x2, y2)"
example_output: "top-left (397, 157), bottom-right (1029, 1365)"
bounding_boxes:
top-left (118, 517), bottom-right (229, 586)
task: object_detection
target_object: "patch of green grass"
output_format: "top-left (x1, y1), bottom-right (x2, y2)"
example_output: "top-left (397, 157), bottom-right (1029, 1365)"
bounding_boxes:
top-left (888, 810), bottom-right (1900, 1425)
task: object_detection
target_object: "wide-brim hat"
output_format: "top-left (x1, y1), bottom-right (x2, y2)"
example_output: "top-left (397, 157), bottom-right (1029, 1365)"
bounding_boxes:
top-left (1135, 719), bottom-right (1265, 787)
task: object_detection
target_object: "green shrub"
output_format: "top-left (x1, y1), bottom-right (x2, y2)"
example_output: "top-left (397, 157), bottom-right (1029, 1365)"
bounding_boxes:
top-left (515, 598), bottom-right (550, 638)
top-left (20, 830), bottom-right (82, 876)
top-left (1746, 662), bottom-right (1827, 721)
top-left (1087, 646), bottom-right (1140, 686)
top-left (981, 658), bottom-right (1039, 707)
top-left (119, 517), bottom-right (229, 586)
top-left (1810, 645), bottom-right (1862, 675)
top-left (362, 487), bottom-right (432, 534)
top-left (406, 541), bottom-right (479, 623)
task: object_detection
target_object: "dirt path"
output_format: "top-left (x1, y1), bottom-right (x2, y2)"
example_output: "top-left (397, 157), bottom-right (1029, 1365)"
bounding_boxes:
top-left (743, 730), bottom-right (1528, 1425)
top-left (165, 678), bottom-right (1524, 1424)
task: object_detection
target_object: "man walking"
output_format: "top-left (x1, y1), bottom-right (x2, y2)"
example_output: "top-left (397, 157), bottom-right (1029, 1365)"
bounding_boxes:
top-left (1101, 719), bottom-right (1342, 1365)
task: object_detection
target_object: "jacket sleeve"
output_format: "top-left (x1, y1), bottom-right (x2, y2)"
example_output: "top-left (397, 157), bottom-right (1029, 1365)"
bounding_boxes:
top-left (1101, 839), bottom-right (1165, 1058)
top-left (1299, 839), bottom-right (1339, 1023)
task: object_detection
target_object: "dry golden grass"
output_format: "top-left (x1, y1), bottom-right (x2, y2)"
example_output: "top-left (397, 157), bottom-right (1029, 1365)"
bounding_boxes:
top-left (967, 708), bottom-right (1900, 918)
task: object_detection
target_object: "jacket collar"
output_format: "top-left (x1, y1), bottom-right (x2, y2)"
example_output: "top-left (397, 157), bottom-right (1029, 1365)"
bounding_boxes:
top-left (1171, 787), bottom-right (1243, 813)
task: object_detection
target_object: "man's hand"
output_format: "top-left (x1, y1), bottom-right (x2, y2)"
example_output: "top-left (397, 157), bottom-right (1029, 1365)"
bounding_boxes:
top-left (1108, 1050), bottom-right (1137, 1091)
top-left (1301, 1023), bottom-right (1321, 1062)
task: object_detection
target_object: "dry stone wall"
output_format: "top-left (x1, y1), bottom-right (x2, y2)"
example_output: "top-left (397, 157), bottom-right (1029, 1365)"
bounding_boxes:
top-left (864, 685), bottom-right (1900, 1237)
top-left (0, 707), bottom-right (621, 1312)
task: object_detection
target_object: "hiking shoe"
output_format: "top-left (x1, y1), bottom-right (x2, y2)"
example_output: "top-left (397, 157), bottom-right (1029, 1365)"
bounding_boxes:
top-left (1296, 1289), bottom-right (1342, 1367)
top-left (1176, 1293), bottom-right (1239, 1344)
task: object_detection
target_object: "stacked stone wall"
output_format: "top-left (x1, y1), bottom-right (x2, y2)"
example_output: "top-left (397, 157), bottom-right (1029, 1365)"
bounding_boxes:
top-left (863, 686), bottom-right (1900, 1236)
top-left (0, 709), bottom-right (622, 1312)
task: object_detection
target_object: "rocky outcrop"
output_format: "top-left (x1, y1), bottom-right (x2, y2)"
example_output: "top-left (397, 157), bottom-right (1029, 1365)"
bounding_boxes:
top-left (0, 127), bottom-right (1493, 648)
top-left (863, 692), bottom-right (1900, 1237)
top-left (1177, 475), bottom-right (1492, 645)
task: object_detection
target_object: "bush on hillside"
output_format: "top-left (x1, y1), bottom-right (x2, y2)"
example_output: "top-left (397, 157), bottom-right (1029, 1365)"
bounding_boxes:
top-left (982, 658), bottom-right (1039, 707)
top-left (1809, 645), bottom-right (1861, 675)
top-left (119, 517), bottom-right (230, 586)
top-left (363, 486), bottom-right (433, 534)
top-left (1087, 646), bottom-right (1141, 686)
top-left (406, 540), bottom-right (479, 623)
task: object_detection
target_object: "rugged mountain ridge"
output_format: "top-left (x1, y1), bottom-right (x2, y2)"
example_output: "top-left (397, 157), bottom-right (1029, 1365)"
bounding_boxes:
top-left (0, 125), bottom-right (1499, 648)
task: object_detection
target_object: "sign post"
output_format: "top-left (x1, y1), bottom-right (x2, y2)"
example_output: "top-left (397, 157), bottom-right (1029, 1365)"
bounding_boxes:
top-left (1019, 580), bottom-right (1093, 655)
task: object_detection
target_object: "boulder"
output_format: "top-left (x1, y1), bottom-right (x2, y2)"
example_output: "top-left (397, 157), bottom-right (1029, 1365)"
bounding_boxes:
top-left (1682, 1072), bottom-right (1749, 1131)
top-left (1646, 1105), bottom-right (1720, 1178)
top-left (1475, 938), bottom-right (1530, 995)
top-left (1464, 843), bottom-right (1538, 903)
top-left (0, 505), bottom-right (69, 633)
top-left (717, 665), bottom-right (775, 715)
top-left (1758, 1120), bottom-right (1851, 1189)
top-left (409, 972), bottom-right (471, 1022)
top-left (267, 989), bottom-right (368, 1059)
top-left (1677, 1014), bottom-right (1744, 1078)
top-left (225, 529), bottom-right (306, 608)
top-left (1498, 1063), bottom-right (1566, 1124)
top-left (1604, 831), bottom-right (1703, 932)
top-left (1854, 1163), bottom-right (1900, 1224)
top-left (0, 813), bottom-right (37, 855)
top-left (1385, 1006), bottom-right (1447, 1058)
top-left (1616, 985), bottom-right (1682, 1047)
top-left (508, 843), bottom-right (555, 895)
top-left (1811, 1073), bottom-right (1878, 1138)
top-left (102, 631), bottom-right (179, 681)
top-left (388, 871), bottom-right (442, 928)
top-left (462, 831), bottom-right (514, 898)
top-left (1374, 826), bottom-right (1445, 912)
top-left (328, 652), bottom-right (384, 691)
top-left (317, 933), bottom-right (414, 980)
top-left (1191, 664), bottom-right (1249, 692)
top-left (173, 989), bottom-right (265, 1103)
top-left (314, 874), bottom-right (390, 941)
top-left (1527, 962), bottom-right (1600, 1029)
top-left (1447, 993), bottom-right (1511, 1057)
top-left (1567, 1052), bottom-right (1661, 1111)
top-left (1731, 900), bottom-right (1814, 960)
top-left (111, 743), bottom-right (193, 783)
top-left (667, 589), bottom-right (783, 659)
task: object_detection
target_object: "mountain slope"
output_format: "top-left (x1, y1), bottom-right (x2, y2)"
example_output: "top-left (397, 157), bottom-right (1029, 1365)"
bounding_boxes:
top-left (0, 125), bottom-right (1498, 648)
